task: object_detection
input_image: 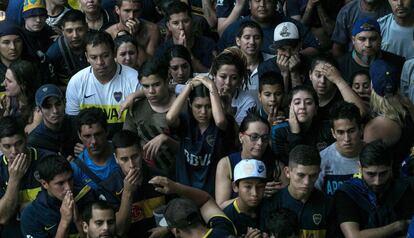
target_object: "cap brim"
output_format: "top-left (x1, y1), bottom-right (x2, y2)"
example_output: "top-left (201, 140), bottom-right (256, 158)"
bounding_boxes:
top-left (234, 176), bottom-right (267, 182)
top-left (36, 93), bottom-right (64, 107)
top-left (159, 218), bottom-right (168, 227)
top-left (270, 39), bottom-right (299, 51)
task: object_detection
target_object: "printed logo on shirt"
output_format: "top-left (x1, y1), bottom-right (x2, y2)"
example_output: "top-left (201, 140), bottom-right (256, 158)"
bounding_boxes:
top-left (44, 224), bottom-right (57, 231)
top-left (184, 149), bottom-right (212, 167)
top-left (113, 92), bottom-right (123, 102)
top-left (312, 214), bottom-right (322, 225)
top-left (257, 164), bottom-right (265, 173)
top-left (300, 229), bottom-right (326, 238)
top-left (216, 0), bottom-right (224, 6)
top-left (84, 94), bottom-right (95, 98)
top-left (80, 104), bottom-right (126, 123)
top-left (206, 135), bottom-right (215, 147)
top-left (323, 174), bottom-right (353, 196)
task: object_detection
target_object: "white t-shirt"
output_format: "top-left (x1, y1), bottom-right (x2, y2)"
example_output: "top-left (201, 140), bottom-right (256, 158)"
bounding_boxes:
top-left (66, 63), bottom-right (139, 124)
top-left (232, 89), bottom-right (257, 125)
top-left (315, 142), bottom-right (359, 196)
top-left (401, 58), bottom-right (414, 103)
top-left (378, 14), bottom-right (414, 59)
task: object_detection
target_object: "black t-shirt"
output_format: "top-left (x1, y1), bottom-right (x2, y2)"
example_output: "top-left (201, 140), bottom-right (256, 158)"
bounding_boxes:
top-left (333, 178), bottom-right (414, 238)
top-left (338, 50), bottom-right (405, 84)
top-left (317, 91), bottom-right (344, 121)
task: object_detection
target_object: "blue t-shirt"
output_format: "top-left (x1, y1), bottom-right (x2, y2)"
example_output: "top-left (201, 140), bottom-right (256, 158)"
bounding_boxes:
top-left (71, 149), bottom-right (119, 190)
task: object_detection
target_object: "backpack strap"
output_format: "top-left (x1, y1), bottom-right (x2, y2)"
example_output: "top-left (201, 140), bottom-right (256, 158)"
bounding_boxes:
top-left (57, 36), bottom-right (76, 74)
top-left (73, 157), bottom-right (121, 203)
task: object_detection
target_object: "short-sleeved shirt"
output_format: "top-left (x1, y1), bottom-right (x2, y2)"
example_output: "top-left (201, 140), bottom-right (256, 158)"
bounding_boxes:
top-left (270, 120), bottom-right (334, 165)
top-left (260, 187), bottom-right (331, 238)
top-left (315, 142), bottom-right (359, 196)
top-left (378, 13), bottom-right (414, 59)
top-left (333, 178), bottom-right (414, 238)
top-left (174, 113), bottom-right (236, 195)
top-left (218, 15), bottom-right (320, 55)
top-left (27, 117), bottom-right (77, 158)
top-left (123, 97), bottom-right (176, 177)
top-left (0, 147), bottom-right (51, 237)
top-left (99, 167), bottom-right (167, 237)
top-left (232, 89), bottom-right (257, 125)
top-left (331, 0), bottom-right (390, 51)
top-left (401, 58), bottom-right (414, 102)
top-left (154, 36), bottom-right (216, 69)
top-left (70, 148), bottom-right (119, 191)
top-left (204, 215), bottom-right (237, 237)
top-left (65, 63), bottom-right (139, 138)
top-left (337, 50), bottom-right (405, 84)
top-left (317, 90), bottom-right (344, 121)
top-left (224, 200), bottom-right (260, 235)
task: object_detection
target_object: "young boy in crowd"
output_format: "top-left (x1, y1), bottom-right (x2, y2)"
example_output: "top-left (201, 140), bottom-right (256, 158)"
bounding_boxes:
top-left (223, 159), bottom-right (267, 236)
top-left (261, 145), bottom-right (331, 238)
top-left (257, 71), bottom-right (286, 126)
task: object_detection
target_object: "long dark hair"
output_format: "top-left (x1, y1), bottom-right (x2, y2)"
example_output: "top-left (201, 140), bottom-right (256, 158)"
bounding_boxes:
top-left (165, 45), bottom-right (193, 76)
top-left (8, 59), bottom-right (40, 103)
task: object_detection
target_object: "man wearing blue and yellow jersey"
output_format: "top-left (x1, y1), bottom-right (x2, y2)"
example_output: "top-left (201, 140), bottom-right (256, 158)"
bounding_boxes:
top-left (65, 30), bottom-right (139, 139)
top-left (96, 130), bottom-right (167, 237)
top-left (21, 155), bottom-right (88, 238)
top-left (333, 141), bottom-right (414, 238)
top-left (261, 145), bottom-right (331, 238)
top-left (71, 108), bottom-right (119, 195)
top-left (0, 117), bottom-right (51, 237)
top-left (149, 176), bottom-right (237, 238)
top-left (223, 159), bottom-right (267, 237)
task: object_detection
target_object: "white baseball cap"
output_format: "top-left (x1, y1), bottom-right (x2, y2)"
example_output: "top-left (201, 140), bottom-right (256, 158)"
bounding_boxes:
top-left (233, 159), bottom-right (267, 182)
top-left (270, 21), bottom-right (300, 51)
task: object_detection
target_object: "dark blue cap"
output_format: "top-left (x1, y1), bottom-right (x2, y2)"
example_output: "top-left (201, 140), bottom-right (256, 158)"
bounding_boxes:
top-left (352, 17), bottom-right (380, 36)
top-left (369, 59), bottom-right (398, 97)
top-left (35, 84), bottom-right (64, 107)
top-left (0, 21), bottom-right (23, 37)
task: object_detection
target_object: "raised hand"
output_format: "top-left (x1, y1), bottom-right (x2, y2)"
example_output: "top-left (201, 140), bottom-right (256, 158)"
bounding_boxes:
top-left (319, 63), bottom-right (342, 84)
top-left (8, 153), bottom-right (29, 182)
top-left (143, 134), bottom-right (167, 161)
top-left (124, 167), bottom-right (140, 193)
top-left (288, 105), bottom-right (300, 134)
top-left (125, 18), bottom-right (140, 35)
top-left (148, 176), bottom-right (176, 194)
top-left (288, 54), bottom-right (301, 72)
top-left (276, 54), bottom-right (290, 74)
top-left (60, 191), bottom-right (74, 224)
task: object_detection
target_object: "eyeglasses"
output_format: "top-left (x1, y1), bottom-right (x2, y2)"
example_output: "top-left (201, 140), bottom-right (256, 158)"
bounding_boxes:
top-left (242, 132), bottom-right (270, 143)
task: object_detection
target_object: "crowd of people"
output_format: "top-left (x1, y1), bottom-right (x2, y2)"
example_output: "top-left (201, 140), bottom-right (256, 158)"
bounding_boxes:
top-left (0, 0), bottom-right (414, 237)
